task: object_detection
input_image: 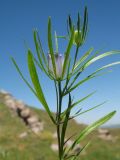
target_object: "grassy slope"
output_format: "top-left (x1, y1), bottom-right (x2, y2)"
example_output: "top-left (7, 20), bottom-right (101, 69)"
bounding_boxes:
top-left (0, 103), bottom-right (120, 160)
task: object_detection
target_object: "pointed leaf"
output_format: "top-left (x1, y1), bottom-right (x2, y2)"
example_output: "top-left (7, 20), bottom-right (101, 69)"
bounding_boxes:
top-left (71, 111), bottom-right (116, 150)
top-left (57, 36), bottom-right (68, 39)
top-left (61, 91), bottom-right (96, 119)
top-left (92, 61), bottom-right (120, 76)
top-left (66, 61), bottom-right (120, 95)
top-left (62, 27), bottom-right (74, 78)
top-left (33, 30), bottom-right (47, 66)
top-left (71, 48), bottom-right (105, 77)
top-left (55, 31), bottom-right (58, 53)
top-left (34, 57), bottom-right (54, 80)
top-left (82, 6), bottom-right (88, 42)
top-left (64, 75), bottom-right (94, 95)
top-left (84, 50), bottom-right (120, 69)
top-left (74, 47), bottom-right (93, 70)
top-left (77, 12), bottom-right (80, 33)
top-left (27, 50), bottom-right (55, 123)
top-left (68, 15), bottom-right (72, 31)
top-left (33, 31), bottom-right (48, 75)
top-left (71, 141), bottom-right (90, 160)
top-left (71, 91), bottom-right (96, 108)
top-left (73, 101), bottom-right (107, 118)
top-left (67, 71), bottom-right (81, 91)
top-left (48, 17), bottom-right (57, 77)
top-left (11, 57), bottom-right (37, 96)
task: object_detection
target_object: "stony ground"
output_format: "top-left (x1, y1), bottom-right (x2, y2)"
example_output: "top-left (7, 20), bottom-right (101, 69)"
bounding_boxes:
top-left (0, 91), bottom-right (120, 160)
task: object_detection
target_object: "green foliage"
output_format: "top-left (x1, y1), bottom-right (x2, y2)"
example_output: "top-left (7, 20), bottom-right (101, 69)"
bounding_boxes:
top-left (11, 6), bottom-right (120, 160)
top-left (62, 27), bottom-right (74, 78)
top-left (27, 50), bottom-right (55, 124)
top-left (48, 17), bottom-right (57, 78)
top-left (0, 103), bottom-right (120, 160)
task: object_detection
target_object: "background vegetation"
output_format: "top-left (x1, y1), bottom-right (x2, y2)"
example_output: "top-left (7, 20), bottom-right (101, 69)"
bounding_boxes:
top-left (0, 101), bottom-right (119, 160)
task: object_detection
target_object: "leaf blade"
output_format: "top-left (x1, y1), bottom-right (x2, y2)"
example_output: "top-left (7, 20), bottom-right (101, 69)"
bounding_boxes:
top-left (27, 50), bottom-right (55, 123)
top-left (62, 27), bottom-right (74, 78)
top-left (48, 17), bottom-right (57, 78)
top-left (71, 111), bottom-right (116, 150)
top-left (11, 57), bottom-right (36, 96)
top-left (84, 50), bottom-right (120, 69)
top-left (74, 47), bottom-right (94, 70)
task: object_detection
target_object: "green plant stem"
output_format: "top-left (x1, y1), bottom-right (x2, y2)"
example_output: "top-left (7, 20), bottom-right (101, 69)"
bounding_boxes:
top-left (54, 80), bottom-right (59, 121)
top-left (57, 82), bottom-right (72, 160)
top-left (57, 81), bottom-right (63, 160)
top-left (72, 46), bottom-right (79, 71)
top-left (57, 124), bottom-right (61, 159)
top-left (60, 93), bottom-right (71, 159)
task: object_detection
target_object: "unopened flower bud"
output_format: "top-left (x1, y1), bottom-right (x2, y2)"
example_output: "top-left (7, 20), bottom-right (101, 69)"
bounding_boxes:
top-left (48, 53), bottom-right (64, 79)
top-left (73, 30), bottom-right (82, 46)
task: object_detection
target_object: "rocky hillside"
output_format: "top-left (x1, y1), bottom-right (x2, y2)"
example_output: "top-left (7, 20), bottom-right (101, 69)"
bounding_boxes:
top-left (0, 90), bottom-right (120, 160)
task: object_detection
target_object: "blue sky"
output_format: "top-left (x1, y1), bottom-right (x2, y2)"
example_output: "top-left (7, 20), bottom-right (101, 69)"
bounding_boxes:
top-left (0, 0), bottom-right (120, 125)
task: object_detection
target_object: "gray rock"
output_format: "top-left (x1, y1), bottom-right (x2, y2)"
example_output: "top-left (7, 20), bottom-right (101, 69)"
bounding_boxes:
top-left (0, 90), bottom-right (44, 134)
top-left (4, 99), bottom-right (16, 110)
top-left (98, 134), bottom-right (114, 141)
top-left (27, 116), bottom-right (39, 125)
top-left (20, 108), bottom-right (31, 118)
top-left (31, 122), bottom-right (44, 131)
top-left (15, 100), bottom-right (25, 111)
top-left (98, 128), bottom-right (110, 135)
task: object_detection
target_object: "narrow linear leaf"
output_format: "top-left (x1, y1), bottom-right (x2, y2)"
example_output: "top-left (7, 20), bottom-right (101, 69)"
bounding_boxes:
top-left (67, 71), bottom-right (81, 91)
top-left (71, 91), bottom-right (96, 108)
top-left (48, 17), bottom-right (57, 77)
top-left (34, 57), bottom-right (43, 71)
top-left (77, 12), bottom-right (80, 33)
top-left (55, 31), bottom-right (58, 53)
top-left (62, 27), bottom-right (74, 78)
top-left (64, 75), bottom-right (94, 95)
top-left (34, 30), bottom-right (47, 65)
top-left (11, 57), bottom-right (36, 96)
top-left (67, 17), bottom-right (70, 35)
top-left (33, 30), bottom-right (48, 74)
top-left (71, 141), bottom-right (90, 160)
top-left (84, 50), bottom-right (120, 69)
top-left (61, 91), bottom-right (96, 120)
top-left (92, 61), bottom-right (120, 76)
top-left (27, 50), bottom-right (55, 123)
top-left (74, 47), bottom-right (94, 70)
top-left (71, 48), bottom-right (105, 78)
top-left (82, 6), bottom-right (88, 42)
top-left (63, 133), bottom-right (77, 158)
top-left (36, 31), bottom-right (47, 65)
top-left (68, 15), bottom-right (72, 31)
top-left (71, 111), bottom-right (116, 150)
top-left (57, 36), bottom-right (68, 39)
top-left (66, 61), bottom-right (120, 95)
top-left (64, 133), bottom-right (77, 146)
top-left (73, 101), bottom-right (107, 118)
top-left (34, 57), bottom-right (54, 80)
top-left (75, 108), bottom-right (82, 115)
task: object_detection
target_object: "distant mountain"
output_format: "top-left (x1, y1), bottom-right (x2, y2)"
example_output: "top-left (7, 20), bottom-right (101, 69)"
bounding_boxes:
top-left (104, 124), bottom-right (120, 128)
